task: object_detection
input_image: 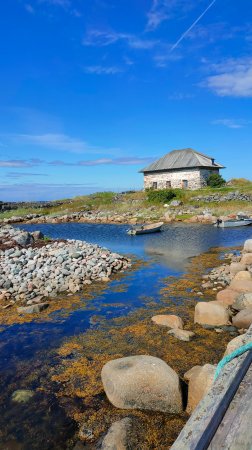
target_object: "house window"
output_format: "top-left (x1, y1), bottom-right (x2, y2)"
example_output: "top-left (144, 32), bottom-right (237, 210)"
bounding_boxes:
top-left (152, 182), bottom-right (157, 189)
top-left (182, 180), bottom-right (188, 189)
top-left (166, 181), bottom-right (171, 188)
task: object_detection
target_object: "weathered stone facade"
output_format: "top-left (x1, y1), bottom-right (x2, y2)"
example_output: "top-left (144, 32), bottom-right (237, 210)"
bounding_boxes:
top-left (144, 168), bottom-right (219, 190)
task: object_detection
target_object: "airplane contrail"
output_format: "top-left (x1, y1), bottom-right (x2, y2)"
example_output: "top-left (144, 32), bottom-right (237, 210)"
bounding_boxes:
top-left (170, 0), bottom-right (218, 52)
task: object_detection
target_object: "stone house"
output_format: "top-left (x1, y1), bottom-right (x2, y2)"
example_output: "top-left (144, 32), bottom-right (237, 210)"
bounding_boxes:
top-left (140, 148), bottom-right (225, 190)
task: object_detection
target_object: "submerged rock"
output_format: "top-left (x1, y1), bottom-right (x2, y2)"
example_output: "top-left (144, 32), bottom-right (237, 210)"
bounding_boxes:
top-left (17, 302), bottom-right (49, 314)
top-left (167, 328), bottom-right (195, 342)
top-left (11, 389), bottom-right (34, 403)
top-left (101, 418), bottom-right (132, 450)
top-left (101, 355), bottom-right (182, 413)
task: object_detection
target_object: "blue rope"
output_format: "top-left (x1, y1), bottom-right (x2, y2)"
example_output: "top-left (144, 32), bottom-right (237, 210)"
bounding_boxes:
top-left (214, 342), bottom-right (252, 381)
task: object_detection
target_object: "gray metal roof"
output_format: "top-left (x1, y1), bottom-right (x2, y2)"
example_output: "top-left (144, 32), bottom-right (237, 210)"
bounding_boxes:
top-left (140, 148), bottom-right (225, 173)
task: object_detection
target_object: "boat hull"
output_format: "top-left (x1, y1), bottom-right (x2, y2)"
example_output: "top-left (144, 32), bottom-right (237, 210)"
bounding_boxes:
top-left (127, 222), bottom-right (163, 235)
top-left (215, 220), bottom-right (252, 228)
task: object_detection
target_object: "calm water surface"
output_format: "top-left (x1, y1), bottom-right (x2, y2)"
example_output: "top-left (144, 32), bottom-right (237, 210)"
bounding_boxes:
top-left (1, 223), bottom-right (252, 449)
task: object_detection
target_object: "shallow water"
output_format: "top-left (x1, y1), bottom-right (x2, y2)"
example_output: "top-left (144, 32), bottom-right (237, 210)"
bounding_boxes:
top-left (0, 223), bottom-right (252, 449)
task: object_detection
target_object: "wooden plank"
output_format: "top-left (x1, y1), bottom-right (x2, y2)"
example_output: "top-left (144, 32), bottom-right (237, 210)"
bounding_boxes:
top-left (209, 364), bottom-right (252, 450)
top-left (170, 325), bottom-right (252, 450)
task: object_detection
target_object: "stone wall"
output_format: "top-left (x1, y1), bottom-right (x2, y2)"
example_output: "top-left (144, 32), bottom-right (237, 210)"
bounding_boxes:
top-left (143, 168), bottom-right (219, 190)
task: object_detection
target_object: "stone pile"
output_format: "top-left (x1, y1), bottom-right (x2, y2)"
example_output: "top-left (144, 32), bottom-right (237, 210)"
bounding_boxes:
top-left (195, 239), bottom-right (252, 329)
top-left (0, 226), bottom-right (131, 307)
top-left (194, 191), bottom-right (252, 203)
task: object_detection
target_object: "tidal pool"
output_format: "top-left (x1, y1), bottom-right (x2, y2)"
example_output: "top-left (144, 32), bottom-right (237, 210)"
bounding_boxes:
top-left (0, 223), bottom-right (251, 449)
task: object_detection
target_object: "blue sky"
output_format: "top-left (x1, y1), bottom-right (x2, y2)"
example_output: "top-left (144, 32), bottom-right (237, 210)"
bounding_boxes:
top-left (0, 0), bottom-right (252, 200)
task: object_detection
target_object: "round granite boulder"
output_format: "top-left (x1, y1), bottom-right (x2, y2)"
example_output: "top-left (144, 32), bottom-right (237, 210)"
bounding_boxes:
top-left (101, 355), bottom-right (182, 413)
top-left (232, 308), bottom-right (252, 329)
top-left (194, 301), bottom-right (230, 326)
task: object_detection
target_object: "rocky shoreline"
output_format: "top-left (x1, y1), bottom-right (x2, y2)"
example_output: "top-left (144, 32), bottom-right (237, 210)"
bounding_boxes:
top-left (96, 238), bottom-right (252, 449)
top-left (0, 225), bottom-right (131, 312)
top-left (2, 206), bottom-right (252, 227)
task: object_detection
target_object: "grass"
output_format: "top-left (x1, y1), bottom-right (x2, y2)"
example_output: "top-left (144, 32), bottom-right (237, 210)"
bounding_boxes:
top-left (1, 182), bottom-right (252, 221)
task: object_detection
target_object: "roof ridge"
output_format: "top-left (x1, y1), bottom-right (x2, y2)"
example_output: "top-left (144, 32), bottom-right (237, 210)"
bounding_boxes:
top-left (171, 148), bottom-right (214, 160)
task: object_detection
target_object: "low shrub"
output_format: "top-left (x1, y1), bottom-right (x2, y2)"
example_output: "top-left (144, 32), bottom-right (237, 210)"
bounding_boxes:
top-left (207, 173), bottom-right (226, 188)
top-left (146, 189), bottom-right (176, 203)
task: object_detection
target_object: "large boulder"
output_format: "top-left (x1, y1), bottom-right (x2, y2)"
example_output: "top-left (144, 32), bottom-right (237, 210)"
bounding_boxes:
top-left (101, 418), bottom-right (132, 450)
top-left (194, 301), bottom-right (230, 326)
top-left (233, 293), bottom-right (252, 311)
top-left (230, 262), bottom-right (246, 275)
top-left (232, 308), bottom-right (252, 329)
top-left (244, 240), bottom-right (252, 253)
top-left (185, 364), bottom-right (216, 413)
top-left (101, 355), bottom-right (182, 413)
top-left (13, 231), bottom-right (34, 246)
top-left (234, 271), bottom-right (251, 281)
top-left (230, 279), bottom-right (252, 293)
top-left (241, 253), bottom-right (252, 265)
top-left (151, 314), bottom-right (183, 329)
top-left (224, 334), bottom-right (248, 356)
top-left (216, 288), bottom-right (239, 306)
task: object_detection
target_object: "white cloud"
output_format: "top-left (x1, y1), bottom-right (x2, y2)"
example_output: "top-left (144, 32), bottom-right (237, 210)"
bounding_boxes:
top-left (84, 65), bottom-right (123, 75)
top-left (146, 0), bottom-right (170, 31)
top-left (6, 133), bottom-right (106, 154)
top-left (153, 49), bottom-right (182, 67)
top-left (39, 0), bottom-right (71, 7)
top-left (146, 0), bottom-right (195, 31)
top-left (83, 29), bottom-right (158, 50)
top-left (212, 119), bottom-right (250, 129)
top-left (0, 160), bottom-right (35, 168)
top-left (49, 157), bottom-right (155, 166)
top-left (204, 58), bottom-right (252, 97)
top-left (25, 4), bottom-right (35, 14)
top-left (6, 172), bottom-right (48, 178)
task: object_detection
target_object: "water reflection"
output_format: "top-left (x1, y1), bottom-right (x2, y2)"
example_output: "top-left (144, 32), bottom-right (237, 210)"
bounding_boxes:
top-left (0, 222), bottom-right (251, 449)
top-left (19, 222), bottom-right (252, 272)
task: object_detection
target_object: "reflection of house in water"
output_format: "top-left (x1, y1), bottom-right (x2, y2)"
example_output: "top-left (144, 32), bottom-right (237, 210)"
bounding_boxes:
top-left (144, 225), bottom-right (213, 271)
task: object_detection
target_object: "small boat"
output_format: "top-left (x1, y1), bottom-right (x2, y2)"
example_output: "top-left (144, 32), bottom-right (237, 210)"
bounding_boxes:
top-left (127, 222), bottom-right (164, 235)
top-left (214, 217), bottom-right (252, 228)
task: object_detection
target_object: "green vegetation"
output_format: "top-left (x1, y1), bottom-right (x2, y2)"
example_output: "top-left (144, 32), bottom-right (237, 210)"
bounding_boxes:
top-left (228, 178), bottom-right (252, 187)
top-left (206, 173), bottom-right (226, 188)
top-left (1, 178), bottom-right (252, 222)
top-left (146, 189), bottom-right (176, 204)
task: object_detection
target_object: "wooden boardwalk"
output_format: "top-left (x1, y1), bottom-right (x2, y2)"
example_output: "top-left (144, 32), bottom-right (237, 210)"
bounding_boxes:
top-left (171, 325), bottom-right (252, 450)
top-left (209, 363), bottom-right (252, 449)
